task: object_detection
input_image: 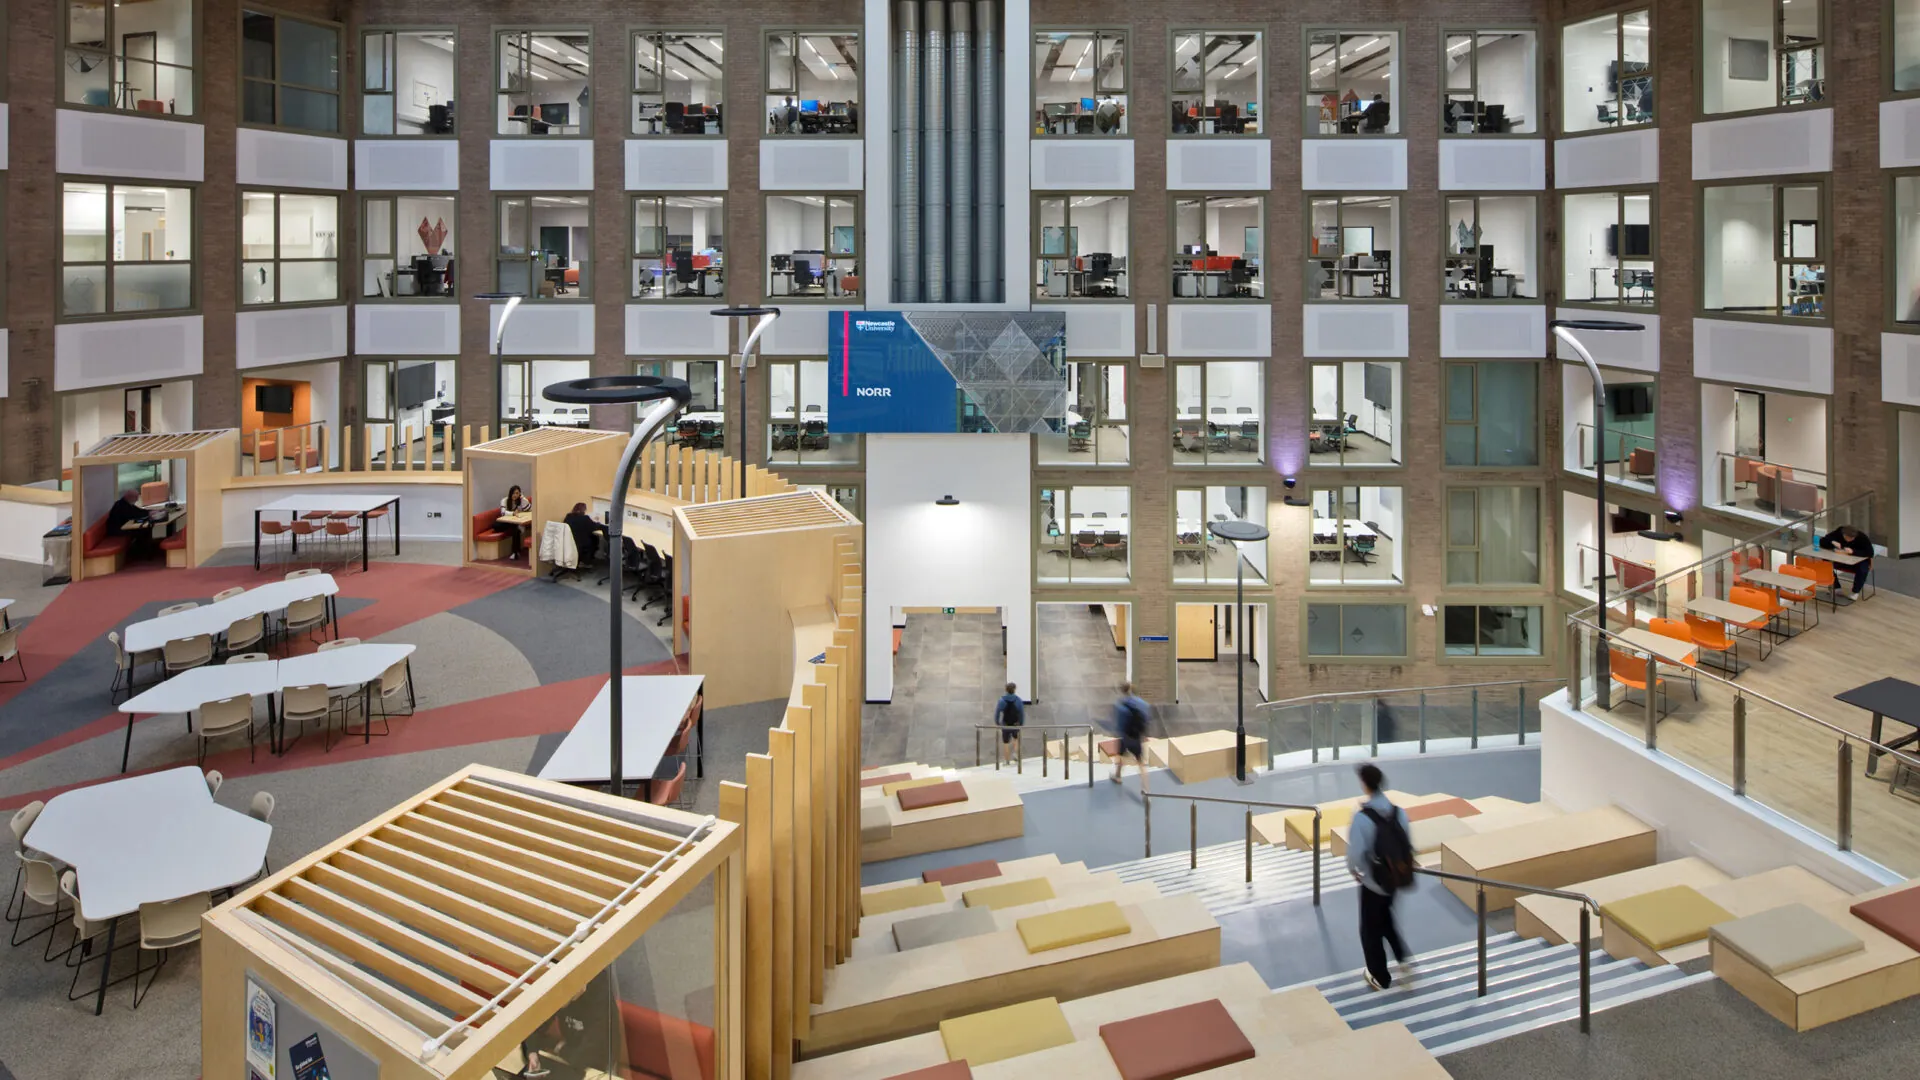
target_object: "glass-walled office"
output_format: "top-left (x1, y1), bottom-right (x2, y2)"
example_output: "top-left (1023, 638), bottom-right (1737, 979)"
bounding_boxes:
top-left (1306, 603), bottom-right (1408, 659)
top-left (1561, 9), bottom-right (1651, 133)
top-left (633, 195), bottom-right (725, 300)
top-left (1899, 0), bottom-right (1920, 92)
top-left (1443, 604), bottom-right (1544, 657)
top-left (1039, 486), bottom-right (1132, 585)
top-left (1033, 30), bottom-right (1127, 135)
top-left (1701, 0), bottom-right (1824, 114)
top-left (362, 29), bottom-right (455, 135)
top-left (1306, 29), bottom-right (1400, 134)
top-left (496, 30), bottom-right (589, 136)
top-left (1561, 189), bottom-right (1655, 306)
top-left (63, 0), bottom-right (195, 116)
top-left (1309, 361), bottom-right (1401, 467)
top-left (765, 31), bottom-right (860, 134)
top-left (766, 194), bottom-right (858, 298)
top-left (1562, 364), bottom-right (1656, 491)
top-left (636, 360), bottom-right (724, 443)
top-left (1560, 490), bottom-right (1665, 604)
top-left (1446, 486), bottom-right (1542, 586)
top-left (1702, 383), bottom-right (1829, 522)
top-left (1038, 362), bottom-right (1128, 467)
top-left (767, 360), bottom-right (856, 466)
top-left (1895, 173), bottom-right (1920, 325)
top-left (1035, 195), bottom-right (1129, 299)
top-left (496, 195), bottom-right (590, 299)
top-left (361, 194), bottom-right (454, 299)
top-left (1443, 30), bottom-right (1537, 134)
top-left (1309, 486), bottom-right (1404, 586)
top-left (1444, 195), bottom-right (1537, 301)
top-left (1171, 30), bottom-right (1261, 134)
top-left (1173, 361), bottom-right (1262, 466)
top-left (1172, 196), bottom-right (1261, 298)
top-left (243, 9), bottom-right (341, 133)
top-left (61, 180), bottom-right (195, 317)
top-left (1446, 361), bottom-right (1539, 469)
top-left (1702, 180), bottom-right (1826, 320)
top-left (364, 359), bottom-right (454, 468)
top-left (501, 359), bottom-right (590, 430)
top-left (1175, 486), bottom-right (1268, 585)
top-left (633, 30), bottom-right (723, 135)
top-left (241, 190), bottom-right (339, 306)
top-left (1307, 195), bottom-right (1399, 300)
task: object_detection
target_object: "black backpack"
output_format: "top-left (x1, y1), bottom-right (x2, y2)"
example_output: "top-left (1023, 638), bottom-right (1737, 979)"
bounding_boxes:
top-left (1360, 806), bottom-right (1416, 892)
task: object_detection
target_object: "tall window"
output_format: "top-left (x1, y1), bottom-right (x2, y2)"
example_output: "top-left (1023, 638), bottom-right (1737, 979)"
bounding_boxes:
top-left (1443, 195), bottom-right (1537, 300)
top-left (637, 359), bottom-right (723, 435)
top-left (362, 30), bottom-right (455, 135)
top-left (241, 9), bottom-right (340, 133)
top-left (496, 195), bottom-right (589, 299)
top-left (1033, 30), bottom-right (1127, 135)
top-left (361, 195), bottom-right (454, 300)
top-left (1701, 0), bottom-right (1824, 114)
top-left (633, 195), bottom-right (725, 300)
top-left (1175, 486), bottom-right (1268, 585)
top-left (767, 360), bottom-right (857, 466)
top-left (766, 195), bottom-right (859, 299)
top-left (1894, 174), bottom-right (1920, 325)
top-left (1309, 362), bottom-right (1401, 467)
top-left (1560, 9), bottom-right (1651, 134)
top-left (1306, 603), bottom-right (1408, 658)
top-left (1561, 190), bottom-right (1655, 306)
top-left (1898, 0), bottom-right (1920, 93)
top-left (240, 190), bottom-right (338, 306)
top-left (1445, 362), bottom-right (1539, 468)
top-left (363, 359), bottom-right (455, 468)
top-left (1443, 605), bottom-right (1544, 657)
top-left (1445, 486), bottom-right (1542, 585)
top-left (1442, 30), bottom-right (1537, 133)
top-left (1307, 195), bottom-right (1400, 300)
top-left (1039, 362), bottom-right (1128, 466)
top-left (63, 0), bottom-right (196, 116)
top-left (496, 30), bottom-right (589, 136)
top-left (1172, 196), bottom-right (1263, 298)
top-left (61, 181), bottom-right (195, 317)
top-left (1564, 367), bottom-right (1655, 486)
top-left (633, 30), bottom-right (723, 135)
top-left (1039, 486), bottom-right (1131, 585)
top-left (1307, 30), bottom-right (1400, 134)
top-left (501, 359), bottom-right (590, 430)
top-left (765, 31), bottom-right (860, 135)
top-left (1171, 30), bottom-right (1261, 135)
top-left (1035, 195), bottom-right (1130, 299)
top-left (1172, 361), bottom-right (1262, 465)
top-left (1702, 180), bottom-right (1825, 320)
top-left (1309, 486), bottom-right (1403, 586)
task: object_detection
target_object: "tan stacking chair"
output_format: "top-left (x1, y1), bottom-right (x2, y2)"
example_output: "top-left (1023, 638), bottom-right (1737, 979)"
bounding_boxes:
top-left (131, 892), bottom-right (210, 1008)
top-left (162, 634), bottom-right (214, 675)
top-left (8, 853), bottom-right (64, 953)
top-left (156, 602), bottom-right (198, 617)
top-left (203, 769), bottom-right (224, 796)
top-left (223, 612), bottom-right (266, 657)
top-left (281, 595), bottom-right (329, 649)
top-left (0, 626), bottom-right (25, 683)
top-left (285, 567), bottom-right (321, 580)
top-left (372, 658), bottom-right (414, 720)
top-left (212, 587), bottom-right (246, 602)
top-left (195, 695), bottom-right (256, 765)
top-left (226, 653), bottom-right (269, 665)
top-left (56, 871), bottom-right (117, 999)
top-left (316, 637), bottom-right (362, 651)
top-left (280, 684), bottom-right (333, 753)
top-left (108, 631), bottom-right (160, 700)
top-left (6, 802), bottom-right (48, 936)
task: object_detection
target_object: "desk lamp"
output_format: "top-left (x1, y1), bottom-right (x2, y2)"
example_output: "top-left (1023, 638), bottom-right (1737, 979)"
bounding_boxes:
top-left (1208, 519), bottom-right (1270, 783)
top-left (711, 307), bottom-right (782, 494)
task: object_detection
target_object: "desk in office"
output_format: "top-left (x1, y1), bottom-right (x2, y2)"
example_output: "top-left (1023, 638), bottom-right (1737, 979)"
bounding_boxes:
top-left (1177, 409), bottom-right (1263, 426)
top-left (1058, 267), bottom-right (1128, 298)
top-left (1310, 518), bottom-right (1379, 543)
top-left (1066, 513), bottom-right (1131, 536)
top-left (1587, 266), bottom-right (1655, 302)
top-left (1173, 268), bottom-right (1262, 299)
top-left (1336, 266), bottom-right (1394, 298)
top-left (768, 268), bottom-right (853, 297)
top-left (681, 410), bottom-right (727, 426)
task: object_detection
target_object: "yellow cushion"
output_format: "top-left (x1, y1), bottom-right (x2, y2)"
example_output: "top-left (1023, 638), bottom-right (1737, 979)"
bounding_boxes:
top-left (1603, 885), bottom-right (1736, 950)
top-left (939, 997), bottom-right (1075, 1066)
top-left (1016, 901), bottom-right (1131, 954)
top-left (962, 877), bottom-right (1056, 911)
top-left (860, 881), bottom-right (948, 917)
top-left (882, 776), bottom-right (946, 797)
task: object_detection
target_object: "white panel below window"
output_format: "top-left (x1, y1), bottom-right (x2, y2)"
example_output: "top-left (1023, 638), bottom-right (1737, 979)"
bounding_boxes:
top-left (1300, 139), bottom-right (1408, 191)
top-left (237, 128), bottom-right (348, 189)
top-left (1440, 306), bottom-right (1547, 358)
top-left (56, 109), bottom-right (204, 182)
top-left (355, 304), bottom-right (460, 355)
top-left (762, 307), bottom-right (832, 356)
top-left (355, 140), bottom-right (458, 191)
top-left (0, 329), bottom-right (9, 397)
top-left (1555, 128), bottom-right (1659, 189)
top-left (0, 104), bottom-right (11, 170)
top-left (1438, 140), bottom-right (1546, 190)
top-left (1883, 334), bottom-right (1920, 406)
top-left (1692, 110), bottom-right (1832, 180)
top-left (1030, 140), bottom-right (1135, 191)
top-left (55, 315), bottom-right (204, 391)
top-left (758, 139), bottom-right (864, 190)
top-left (626, 140), bottom-right (728, 190)
top-left (1033, 304), bottom-right (1135, 357)
top-left (237, 307), bottom-right (348, 369)
top-left (490, 140), bottom-right (593, 191)
top-left (490, 303), bottom-right (594, 355)
top-left (1882, 99), bottom-right (1920, 169)
top-left (1693, 319), bottom-right (1833, 394)
top-left (1167, 304), bottom-right (1270, 357)
top-left (1166, 139), bottom-right (1272, 190)
top-left (1550, 310), bottom-right (1658, 372)
top-left (625, 307), bottom-right (732, 355)
top-left (1302, 305), bottom-right (1409, 358)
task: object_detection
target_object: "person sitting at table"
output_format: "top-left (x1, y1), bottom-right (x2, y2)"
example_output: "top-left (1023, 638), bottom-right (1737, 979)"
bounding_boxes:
top-left (106, 488), bottom-right (156, 558)
top-left (499, 485), bottom-right (533, 559)
top-left (1820, 524), bottom-right (1875, 598)
top-left (563, 502), bottom-right (602, 565)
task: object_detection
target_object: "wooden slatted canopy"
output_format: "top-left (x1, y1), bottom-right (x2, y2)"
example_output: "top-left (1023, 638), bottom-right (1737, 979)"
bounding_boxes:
top-left (201, 765), bottom-right (743, 1080)
top-left (677, 489), bottom-right (860, 540)
top-left (76, 428), bottom-right (235, 459)
top-left (467, 427), bottom-right (628, 456)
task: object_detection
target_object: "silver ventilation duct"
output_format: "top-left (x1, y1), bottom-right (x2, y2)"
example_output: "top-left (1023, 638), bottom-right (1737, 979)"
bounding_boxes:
top-left (893, 1), bottom-right (922, 304)
top-left (922, 0), bottom-right (949, 303)
top-left (948, 1), bottom-right (975, 303)
top-left (974, 0), bottom-right (1002, 303)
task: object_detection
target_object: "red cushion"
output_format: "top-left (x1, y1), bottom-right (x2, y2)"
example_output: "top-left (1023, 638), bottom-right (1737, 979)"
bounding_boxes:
top-left (618, 1000), bottom-right (715, 1080)
top-left (923, 860), bottom-right (1002, 887)
top-left (1098, 998), bottom-right (1256, 1080)
top-left (1099, 738), bottom-right (1122, 757)
top-left (84, 517), bottom-right (108, 549)
top-left (472, 507), bottom-right (502, 539)
top-left (882, 1063), bottom-right (973, 1080)
top-left (1851, 886), bottom-right (1920, 953)
top-left (85, 514), bottom-right (129, 558)
top-left (474, 530), bottom-right (508, 542)
top-left (861, 772), bottom-right (912, 789)
top-left (1405, 797), bottom-right (1481, 823)
top-left (897, 780), bottom-right (968, 812)
top-left (158, 533), bottom-right (188, 550)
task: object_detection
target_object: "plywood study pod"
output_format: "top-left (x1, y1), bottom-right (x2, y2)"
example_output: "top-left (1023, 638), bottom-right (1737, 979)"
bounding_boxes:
top-left (463, 427), bottom-right (626, 574)
top-left (70, 429), bottom-right (237, 580)
top-left (200, 765), bottom-right (745, 1080)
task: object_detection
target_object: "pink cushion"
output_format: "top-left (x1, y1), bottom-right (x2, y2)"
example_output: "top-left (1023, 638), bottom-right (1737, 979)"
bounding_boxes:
top-left (923, 860), bottom-right (1002, 887)
top-left (1851, 886), bottom-right (1920, 953)
top-left (1406, 797), bottom-right (1481, 823)
top-left (897, 780), bottom-right (969, 812)
top-left (1098, 998), bottom-right (1255, 1080)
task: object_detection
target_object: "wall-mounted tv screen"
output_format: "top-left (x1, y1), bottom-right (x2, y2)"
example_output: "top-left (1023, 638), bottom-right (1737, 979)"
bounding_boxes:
top-left (1605, 223), bottom-right (1652, 259)
top-left (396, 364), bottom-right (436, 411)
top-left (255, 384), bottom-right (295, 414)
top-left (1610, 507), bottom-right (1653, 534)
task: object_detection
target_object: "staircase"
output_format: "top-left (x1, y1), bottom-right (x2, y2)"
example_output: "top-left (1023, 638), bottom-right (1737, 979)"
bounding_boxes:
top-left (953, 755), bottom-right (1105, 795)
top-left (1102, 840), bottom-right (1352, 918)
top-left (1306, 931), bottom-right (1712, 1057)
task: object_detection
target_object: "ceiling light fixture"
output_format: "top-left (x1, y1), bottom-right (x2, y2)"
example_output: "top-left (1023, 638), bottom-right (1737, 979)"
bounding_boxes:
top-left (533, 40), bottom-right (557, 55)
top-left (935, 495), bottom-right (960, 506)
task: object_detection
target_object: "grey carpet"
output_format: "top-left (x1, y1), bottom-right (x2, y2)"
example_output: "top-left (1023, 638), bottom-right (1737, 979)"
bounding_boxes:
top-left (449, 579), bottom-right (671, 684)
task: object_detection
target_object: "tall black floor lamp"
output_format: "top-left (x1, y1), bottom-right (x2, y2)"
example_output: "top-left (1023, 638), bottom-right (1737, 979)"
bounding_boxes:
top-left (1208, 519), bottom-right (1270, 783)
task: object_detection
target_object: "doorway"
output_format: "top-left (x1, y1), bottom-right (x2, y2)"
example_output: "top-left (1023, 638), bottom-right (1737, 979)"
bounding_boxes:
top-left (1171, 600), bottom-right (1268, 738)
top-left (1031, 602), bottom-right (1131, 756)
top-left (877, 607), bottom-right (1011, 768)
top-left (1733, 389), bottom-right (1766, 459)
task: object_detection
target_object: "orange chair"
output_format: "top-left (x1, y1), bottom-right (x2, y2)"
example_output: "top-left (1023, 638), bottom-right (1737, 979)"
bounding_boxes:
top-left (1685, 613), bottom-right (1739, 678)
top-left (1608, 649), bottom-right (1667, 716)
top-left (1776, 564), bottom-right (1822, 630)
top-left (1793, 555), bottom-right (1839, 611)
top-left (1648, 618), bottom-right (1700, 698)
top-left (648, 760), bottom-right (688, 808)
top-left (1728, 585), bottom-right (1780, 660)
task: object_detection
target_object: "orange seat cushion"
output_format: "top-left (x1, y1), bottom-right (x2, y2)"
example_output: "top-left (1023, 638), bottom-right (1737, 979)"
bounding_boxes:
top-left (618, 1000), bottom-right (715, 1080)
top-left (1405, 797), bottom-right (1481, 823)
top-left (923, 860), bottom-right (1001, 887)
top-left (1098, 998), bottom-right (1256, 1080)
top-left (882, 1063), bottom-right (973, 1080)
top-left (1099, 738), bottom-right (1123, 757)
top-left (158, 533), bottom-right (188, 550)
top-left (1851, 886), bottom-right (1920, 953)
top-left (898, 780), bottom-right (969, 812)
top-left (861, 771), bottom-right (912, 789)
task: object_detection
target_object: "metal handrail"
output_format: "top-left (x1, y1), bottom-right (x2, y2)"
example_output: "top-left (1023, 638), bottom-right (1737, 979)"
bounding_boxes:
top-left (1256, 678), bottom-right (1559, 713)
top-left (972, 723), bottom-right (1096, 787)
top-left (1255, 678), bottom-right (1564, 761)
top-left (1412, 866), bottom-right (1599, 1034)
top-left (1141, 791), bottom-right (1322, 906)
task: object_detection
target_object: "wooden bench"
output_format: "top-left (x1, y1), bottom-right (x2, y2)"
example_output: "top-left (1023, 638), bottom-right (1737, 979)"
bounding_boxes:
top-left (1166, 730), bottom-right (1270, 783)
top-left (1601, 865), bottom-right (1849, 967)
top-left (1516, 856), bottom-right (1731, 946)
top-left (1437, 806), bottom-right (1656, 912)
top-left (860, 776), bottom-right (1024, 863)
top-left (1713, 896), bottom-right (1920, 1031)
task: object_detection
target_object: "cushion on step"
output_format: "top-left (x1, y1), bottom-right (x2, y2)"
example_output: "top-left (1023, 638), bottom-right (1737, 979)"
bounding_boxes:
top-left (862, 771), bottom-right (913, 788)
top-left (939, 997), bottom-right (1075, 1067)
top-left (883, 1062), bottom-right (973, 1080)
top-left (1017, 901), bottom-right (1131, 954)
top-left (893, 906), bottom-right (1000, 952)
top-left (923, 860), bottom-right (1002, 887)
top-left (962, 876), bottom-right (1056, 911)
top-left (897, 780), bottom-right (969, 812)
top-left (1405, 797), bottom-right (1481, 822)
top-left (1711, 903), bottom-right (1866, 976)
top-left (1409, 814), bottom-right (1477, 856)
top-left (860, 802), bottom-right (893, 843)
top-left (1098, 998), bottom-right (1257, 1080)
top-left (157, 533), bottom-right (188, 551)
top-left (860, 880), bottom-right (948, 917)
top-left (1098, 738), bottom-right (1123, 758)
top-left (882, 776), bottom-right (947, 797)
top-left (1850, 885), bottom-right (1920, 953)
top-left (1603, 885), bottom-right (1736, 950)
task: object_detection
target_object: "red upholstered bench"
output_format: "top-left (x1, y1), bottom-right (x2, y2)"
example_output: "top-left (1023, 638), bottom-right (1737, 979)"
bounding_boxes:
top-left (1850, 886), bottom-right (1920, 953)
top-left (619, 1000), bottom-right (715, 1080)
top-left (897, 780), bottom-right (969, 812)
top-left (82, 515), bottom-right (129, 576)
top-left (882, 1062), bottom-right (972, 1080)
top-left (1406, 797), bottom-right (1481, 823)
top-left (472, 507), bottom-right (510, 560)
top-left (1098, 998), bottom-right (1256, 1080)
top-left (923, 860), bottom-right (1002, 887)
top-left (158, 531), bottom-right (189, 568)
top-left (862, 771), bottom-right (913, 789)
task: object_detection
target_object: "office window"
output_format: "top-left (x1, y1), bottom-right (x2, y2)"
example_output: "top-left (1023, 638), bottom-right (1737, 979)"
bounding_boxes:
top-left (633, 195), bottom-right (725, 300)
top-left (362, 30), bottom-right (455, 136)
top-left (1307, 195), bottom-right (1399, 300)
top-left (63, 0), bottom-right (195, 116)
top-left (1561, 190), bottom-right (1655, 306)
top-left (1172, 361), bottom-right (1262, 466)
top-left (240, 190), bottom-right (338, 306)
top-left (1033, 30), bottom-right (1127, 135)
top-left (1702, 0), bottom-right (1823, 114)
top-left (1039, 362), bottom-right (1128, 466)
top-left (1899, 0), bottom-right (1920, 93)
top-left (636, 359), bottom-right (724, 432)
top-left (1443, 195), bottom-right (1537, 301)
top-left (496, 30), bottom-right (589, 136)
top-left (1171, 196), bottom-right (1263, 299)
top-left (501, 359), bottom-right (590, 430)
top-left (1701, 180), bottom-right (1826, 320)
top-left (241, 10), bottom-right (340, 132)
top-left (1443, 605), bottom-right (1544, 657)
top-left (61, 181), bottom-right (195, 317)
top-left (1309, 486), bottom-right (1403, 586)
top-left (767, 360), bottom-right (856, 466)
top-left (1561, 10), bottom-right (1651, 134)
top-left (1445, 362), bottom-right (1539, 468)
top-left (1309, 362), bottom-right (1400, 467)
top-left (1442, 30), bottom-right (1537, 134)
top-left (363, 359), bottom-right (455, 468)
top-left (765, 31), bottom-right (859, 135)
top-left (1306, 30), bottom-right (1400, 135)
top-left (1702, 383), bottom-right (1828, 520)
top-left (1895, 174), bottom-right (1920, 324)
top-left (765, 194), bottom-right (859, 300)
top-left (1035, 195), bottom-right (1129, 299)
top-left (495, 194), bottom-right (590, 300)
top-left (633, 30), bottom-right (723, 135)
top-left (1564, 366), bottom-right (1656, 485)
top-left (1175, 486), bottom-right (1268, 585)
top-left (361, 194), bottom-right (455, 300)
top-left (1039, 486), bottom-right (1131, 585)
top-left (1306, 603), bottom-right (1407, 658)
top-left (1171, 30), bottom-right (1261, 135)
top-left (1445, 486), bottom-right (1542, 585)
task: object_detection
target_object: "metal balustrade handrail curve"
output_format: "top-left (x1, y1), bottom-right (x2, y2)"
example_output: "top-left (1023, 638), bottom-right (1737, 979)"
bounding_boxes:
top-left (1411, 864), bottom-right (1599, 1034)
top-left (1254, 677), bottom-right (1564, 713)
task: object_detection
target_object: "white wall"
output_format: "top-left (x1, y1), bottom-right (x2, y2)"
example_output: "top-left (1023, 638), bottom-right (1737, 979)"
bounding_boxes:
top-left (1454, 196), bottom-right (1536, 294)
top-left (866, 435), bottom-right (1033, 701)
top-left (220, 481), bottom-right (466, 546)
top-left (1700, 382), bottom-right (1741, 501)
top-left (1763, 390), bottom-right (1828, 476)
top-left (1470, 34), bottom-right (1537, 131)
top-left (1902, 412), bottom-right (1920, 555)
top-left (1359, 484), bottom-right (1400, 537)
top-left (1341, 361), bottom-right (1397, 449)
top-left (1701, 0), bottom-right (1778, 116)
top-left (392, 35), bottom-right (456, 133)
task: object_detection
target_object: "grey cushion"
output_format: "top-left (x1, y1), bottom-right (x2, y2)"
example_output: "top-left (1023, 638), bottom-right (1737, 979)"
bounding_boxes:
top-left (893, 905), bottom-right (998, 952)
top-left (1712, 903), bottom-right (1865, 976)
top-left (861, 802), bottom-right (893, 843)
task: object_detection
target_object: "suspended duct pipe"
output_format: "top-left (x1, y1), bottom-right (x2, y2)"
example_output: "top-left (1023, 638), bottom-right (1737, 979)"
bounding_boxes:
top-left (974, 0), bottom-right (1002, 303)
top-left (922, 0), bottom-right (950, 303)
top-left (948, 0), bottom-right (976, 303)
top-left (894, 1), bottom-right (922, 304)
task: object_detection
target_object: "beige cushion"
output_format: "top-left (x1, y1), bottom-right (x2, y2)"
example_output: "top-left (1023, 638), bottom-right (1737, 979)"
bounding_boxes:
top-left (939, 998), bottom-right (1075, 1066)
top-left (861, 881), bottom-right (947, 917)
top-left (861, 802), bottom-right (893, 843)
top-left (1712, 903), bottom-right (1866, 976)
top-left (1603, 885), bottom-right (1736, 950)
top-left (893, 906), bottom-right (999, 952)
top-left (1409, 814), bottom-right (1476, 856)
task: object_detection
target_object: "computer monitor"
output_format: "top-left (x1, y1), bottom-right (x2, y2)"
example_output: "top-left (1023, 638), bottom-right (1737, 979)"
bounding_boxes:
top-left (1246, 103), bottom-right (1258, 115)
top-left (1045, 102), bottom-right (1071, 117)
top-left (1080, 97), bottom-right (1096, 111)
top-left (800, 99), bottom-right (821, 114)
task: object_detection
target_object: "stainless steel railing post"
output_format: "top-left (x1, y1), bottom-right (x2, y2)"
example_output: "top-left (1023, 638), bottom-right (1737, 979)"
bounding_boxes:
top-left (1190, 802), bottom-right (1198, 870)
top-left (1579, 905), bottom-right (1592, 1034)
top-left (1418, 691), bottom-right (1428, 753)
top-left (1838, 740), bottom-right (1853, 851)
top-left (1312, 816), bottom-right (1321, 906)
top-left (1244, 808), bottom-right (1252, 884)
top-left (1732, 695), bottom-right (1747, 796)
top-left (1143, 790), bottom-right (1152, 858)
top-left (1476, 885), bottom-right (1488, 997)
top-left (1643, 656), bottom-right (1659, 748)
top-left (1471, 687), bottom-right (1480, 749)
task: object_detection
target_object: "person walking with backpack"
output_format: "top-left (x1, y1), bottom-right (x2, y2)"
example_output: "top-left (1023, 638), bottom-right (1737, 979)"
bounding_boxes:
top-left (1346, 763), bottom-right (1416, 990)
top-left (1109, 681), bottom-right (1151, 792)
top-left (994, 682), bottom-right (1025, 765)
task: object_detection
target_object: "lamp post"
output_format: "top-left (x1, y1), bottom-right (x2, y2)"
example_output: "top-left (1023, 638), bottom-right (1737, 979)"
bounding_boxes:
top-left (473, 293), bottom-right (523, 437)
top-left (1550, 319), bottom-right (1645, 711)
top-left (1208, 519), bottom-right (1269, 783)
top-left (711, 307), bottom-right (781, 495)
top-left (541, 375), bottom-right (692, 797)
